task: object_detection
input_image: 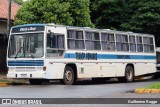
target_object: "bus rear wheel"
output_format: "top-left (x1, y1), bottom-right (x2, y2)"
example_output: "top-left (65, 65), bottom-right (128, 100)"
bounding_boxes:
top-left (125, 66), bottom-right (134, 82)
top-left (63, 66), bottom-right (77, 85)
top-left (118, 66), bottom-right (134, 83)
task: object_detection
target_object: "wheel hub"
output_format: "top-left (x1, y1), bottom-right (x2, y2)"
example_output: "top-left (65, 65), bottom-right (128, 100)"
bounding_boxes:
top-left (126, 69), bottom-right (132, 79)
top-left (65, 70), bottom-right (72, 82)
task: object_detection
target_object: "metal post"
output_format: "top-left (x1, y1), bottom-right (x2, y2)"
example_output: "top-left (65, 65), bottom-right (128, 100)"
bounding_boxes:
top-left (7, 0), bottom-right (12, 38)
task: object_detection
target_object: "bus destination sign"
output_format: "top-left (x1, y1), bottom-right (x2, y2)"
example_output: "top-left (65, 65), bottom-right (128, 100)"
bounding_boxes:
top-left (12, 26), bottom-right (44, 33)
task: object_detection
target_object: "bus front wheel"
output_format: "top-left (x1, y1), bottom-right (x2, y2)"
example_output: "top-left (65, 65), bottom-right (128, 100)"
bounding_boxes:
top-left (63, 66), bottom-right (77, 85)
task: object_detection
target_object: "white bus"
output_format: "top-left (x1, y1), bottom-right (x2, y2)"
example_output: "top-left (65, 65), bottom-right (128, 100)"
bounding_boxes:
top-left (7, 24), bottom-right (157, 85)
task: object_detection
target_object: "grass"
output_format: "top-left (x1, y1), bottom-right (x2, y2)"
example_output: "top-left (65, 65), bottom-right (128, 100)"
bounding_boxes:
top-left (144, 82), bottom-right (160, 89)
top-left (0, 79), bottom-right (10, 83)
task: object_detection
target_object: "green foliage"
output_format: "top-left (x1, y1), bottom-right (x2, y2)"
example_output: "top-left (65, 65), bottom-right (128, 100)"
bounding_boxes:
top-left (13, 0), bottom-right (24, 5)
top-left (15, 0), bottom-right (72, 25)
top-left (69, 0), bottom-right (94, 27)
top-left (91, 0), bottom-right (126, 29)
top-left (91, 0), bottom-right (160, 46)
top-left (121, 0), bottom-right (160, 32)
top-left (14, 0), bottom-right (94, 27)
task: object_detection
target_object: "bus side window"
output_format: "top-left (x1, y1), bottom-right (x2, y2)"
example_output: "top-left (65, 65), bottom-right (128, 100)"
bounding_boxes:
top-left (116, 34), bottom-right (129, 51)
top-left (129, 35), bottom-right (136, 52)
top-left (46, 33), bottom-right (65, 57)
top-left (143, 37), bottom-right (154, 53)
top-left (47, 33), bottom-right (51, 48)
top-left (137, 36), bottom-right (143, 52)
top-left (67, 30), bottom-right (85, 50)
top-left (85, 31), bottom-right (101, 50)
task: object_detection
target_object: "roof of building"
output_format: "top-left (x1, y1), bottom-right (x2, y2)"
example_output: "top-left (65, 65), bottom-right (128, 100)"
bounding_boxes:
top-left (0, 0), bottom-right (20, 21)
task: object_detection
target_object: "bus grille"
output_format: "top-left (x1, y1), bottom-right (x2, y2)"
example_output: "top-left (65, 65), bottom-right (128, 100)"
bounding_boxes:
top-left (15, 67), bottom-right (36, 71)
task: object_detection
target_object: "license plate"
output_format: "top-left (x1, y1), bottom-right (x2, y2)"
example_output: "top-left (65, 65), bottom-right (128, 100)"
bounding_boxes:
top-left (21, 74), bottom-right (27, 77)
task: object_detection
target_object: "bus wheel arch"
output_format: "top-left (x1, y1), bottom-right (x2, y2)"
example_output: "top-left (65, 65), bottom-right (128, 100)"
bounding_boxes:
top-left (118, 64), bottom-right (134, 83)
top-left (63, 63), bottom-right (77, 85)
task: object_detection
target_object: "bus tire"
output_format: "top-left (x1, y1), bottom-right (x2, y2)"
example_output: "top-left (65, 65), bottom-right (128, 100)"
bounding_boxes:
top-left (125, 66), bottom-right (134, 82)
top-left (63, 66), bottom-right (77, 85)
top-left (29, 79), bottom-right (43, 85)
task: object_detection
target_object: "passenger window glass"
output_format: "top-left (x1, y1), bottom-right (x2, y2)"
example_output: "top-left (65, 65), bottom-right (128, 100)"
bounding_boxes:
top-left (85, 31), bottom-right (101, 50)
top-left (129, 35), bottom-right (136, 52)
top-left (47, 33), bottom-right (65, 57)
top-left (101, 33), bottom-right (115, 51)
top-left (136, 36), bottom-right (143, 52)
top-left (67, 30), bottom-right (84, 49)
top-left (143, 37), bottom-right (154, 52)
top-left (116, 34), bottom-right (129, 51)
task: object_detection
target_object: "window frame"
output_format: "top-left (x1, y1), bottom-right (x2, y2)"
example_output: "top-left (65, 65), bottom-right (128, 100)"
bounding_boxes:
top-left (67, 30), bottom-right (85, 50)
top-left (85, 31), bottom-right (101, 50)
top-left (143, 36), bottom-right (154, 53)
top-left (129, 35), bottom-right (136, 52)
top-left (115, 33), bottom-right (129, 51)
top-left (46, 33), bottom-right (65, 58)
top-left (101, 32), bottom-right (115, 51)
top-left (136, 35), bottom-right (143, 52)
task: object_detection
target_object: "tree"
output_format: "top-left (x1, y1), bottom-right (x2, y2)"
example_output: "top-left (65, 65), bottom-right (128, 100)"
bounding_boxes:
top-left (120, 0), bottom-right (160, 46)
top-left (69, 0), bottom-right (94, 27)
top-left (14, 0), bottom-right (94, 27)
top-left (13, 0), bottom-right (24, 5)
top-left (90, 0), bottom-right (127, 29)
top-left (90, 0), bottom-right (160, 46)
top-left (14, 0), bottom-right (72, 25)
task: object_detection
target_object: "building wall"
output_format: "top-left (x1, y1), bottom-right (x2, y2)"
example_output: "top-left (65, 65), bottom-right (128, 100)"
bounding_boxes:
top-left (0, 21), bottom-right (7, 33)
top-left (0, 21), bottom-right (14, 34)
top-left (0, 21), bottom-right (11, 73)
top-left (0, 34), bottom-right (7, 73)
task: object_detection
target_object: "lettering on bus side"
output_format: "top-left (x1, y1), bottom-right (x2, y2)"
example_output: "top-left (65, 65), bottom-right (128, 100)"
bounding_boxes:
top-left (76, 52), bottom-right (97, 60)
top-left (117, 55), bottom-right (130, 59)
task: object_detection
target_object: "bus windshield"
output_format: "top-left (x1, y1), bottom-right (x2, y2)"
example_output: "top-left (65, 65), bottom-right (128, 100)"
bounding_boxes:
top-left (8, 33), bottom-right (44, 58)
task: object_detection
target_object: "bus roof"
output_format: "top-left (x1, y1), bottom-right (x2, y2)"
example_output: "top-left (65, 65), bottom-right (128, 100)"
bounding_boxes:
top-left (12, 24), bottom-right (46, 28)
top-left (12, 23), bottom-right (154, 36)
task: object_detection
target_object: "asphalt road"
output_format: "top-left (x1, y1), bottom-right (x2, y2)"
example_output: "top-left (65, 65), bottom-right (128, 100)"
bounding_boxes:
top-left (0, 79), bottom-right (160, 107)
top-left (0, 79), bottom-right (159, 98)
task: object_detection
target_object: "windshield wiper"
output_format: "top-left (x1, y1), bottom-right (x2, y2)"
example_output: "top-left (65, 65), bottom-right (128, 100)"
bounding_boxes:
top-left (15, 47), bottom-right (24, 59)
top-left (28, 54), bottom-right (34, 59)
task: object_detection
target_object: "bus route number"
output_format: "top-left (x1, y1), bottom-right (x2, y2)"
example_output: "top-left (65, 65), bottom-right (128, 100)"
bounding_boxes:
top-left (76, 52), bottom-right (97, 60)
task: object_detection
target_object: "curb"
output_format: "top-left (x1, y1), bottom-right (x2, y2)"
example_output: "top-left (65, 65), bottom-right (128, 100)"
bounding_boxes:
top-left (0, 82), bottom-right (11, 87)
top-left (0, 82), bottom-right (27, 87)
top-left (135, 88), bottom-right (160, 94)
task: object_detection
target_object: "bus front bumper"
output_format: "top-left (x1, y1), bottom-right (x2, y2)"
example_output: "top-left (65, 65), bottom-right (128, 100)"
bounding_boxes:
top-left (7, 71), bottom-right (47, 79)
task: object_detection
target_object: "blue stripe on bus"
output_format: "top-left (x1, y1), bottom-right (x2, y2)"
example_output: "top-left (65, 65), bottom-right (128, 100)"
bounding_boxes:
top-left (64, 53), bottom-right (156, 60)
top-left (12, 24), bottom-right (46, 28)
top-left (8, 60), bottom-right (44, 66)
